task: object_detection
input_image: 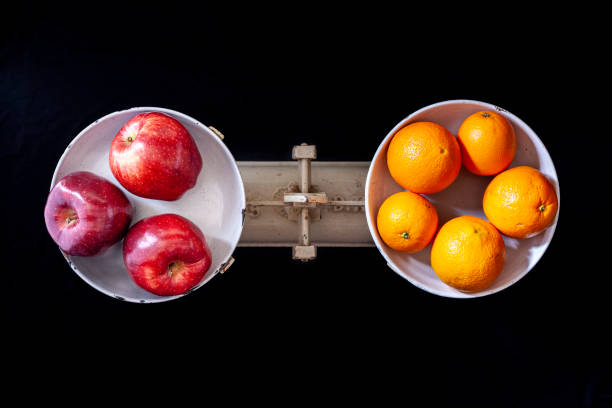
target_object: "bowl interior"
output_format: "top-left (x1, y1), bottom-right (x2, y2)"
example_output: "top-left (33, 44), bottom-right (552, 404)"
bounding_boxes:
top-left (365, 100), bottom-right (560, 298)
top-left (52, 107), bottom-right (245, 303)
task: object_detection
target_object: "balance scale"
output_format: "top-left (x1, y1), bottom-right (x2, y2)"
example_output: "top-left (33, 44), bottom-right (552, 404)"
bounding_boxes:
top-left (50, 101), bottom-right (560, 303)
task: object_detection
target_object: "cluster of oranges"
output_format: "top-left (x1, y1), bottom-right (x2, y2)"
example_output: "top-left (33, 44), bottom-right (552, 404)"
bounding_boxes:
top-left (376, 110), bottom-right (558, 292)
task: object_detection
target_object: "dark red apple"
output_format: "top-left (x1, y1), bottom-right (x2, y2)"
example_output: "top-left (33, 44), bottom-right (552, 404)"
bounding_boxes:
top-left (123, 213), bottom-right (212, 296)
top-left (109, 112), bottom-right (202, 201)
top-left (44, 171), bottom-right (133, 256)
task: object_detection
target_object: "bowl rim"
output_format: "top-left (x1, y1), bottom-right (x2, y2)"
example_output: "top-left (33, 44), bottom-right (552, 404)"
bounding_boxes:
top-left (364, 99), bottom-right (560, 298)
top-left (50, 106), bottom-right (246, 303)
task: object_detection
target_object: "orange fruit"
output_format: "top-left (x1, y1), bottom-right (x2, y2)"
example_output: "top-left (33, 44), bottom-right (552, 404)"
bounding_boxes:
top-left (431, 216), bottom-right (506, 292)
top-left (387, 121), bottom-right (461, 194)
top-left (376, 191), bottom-right (438, 253)
top-left (483, 166), bottom-right (558, 239)
top-left (457, 110), bottom-right (517, 176)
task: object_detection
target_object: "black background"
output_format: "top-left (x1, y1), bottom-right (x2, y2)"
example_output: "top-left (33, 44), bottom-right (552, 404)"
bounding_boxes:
top-left (1, 5), bottom-right (608, 406)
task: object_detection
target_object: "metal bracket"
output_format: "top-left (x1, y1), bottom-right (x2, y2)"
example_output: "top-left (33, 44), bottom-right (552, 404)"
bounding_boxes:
top-left (208, 126), bottom-right (225, 140)
top-left (218, 256), bottom-right (235, 274)
top-left (284, 192), bottom-right (328, 205)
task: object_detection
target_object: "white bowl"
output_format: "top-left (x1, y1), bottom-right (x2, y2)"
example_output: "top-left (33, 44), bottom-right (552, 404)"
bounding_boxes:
top-left (365, 100), bottom-right (560, 298)
top-left (51, 107), bottom-right (246, 303)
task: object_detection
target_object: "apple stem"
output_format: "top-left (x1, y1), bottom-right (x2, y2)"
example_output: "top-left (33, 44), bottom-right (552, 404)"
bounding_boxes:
top-left (168, 262), bottom-right (175, 276)
top-left (168, 261), bottom-right (182, 277)
top-left (65, 214), bottom-right (78, 225)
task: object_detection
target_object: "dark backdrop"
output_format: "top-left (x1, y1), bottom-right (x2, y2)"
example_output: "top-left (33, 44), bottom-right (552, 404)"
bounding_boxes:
top-left (1, 5), bottom-right (608, 406)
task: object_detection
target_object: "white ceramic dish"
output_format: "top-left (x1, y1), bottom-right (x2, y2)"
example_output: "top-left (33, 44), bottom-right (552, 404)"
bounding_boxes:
top-left (50, 107), bottom-right (246, 303)
top-left (365, 100), bottom-right (560, 298)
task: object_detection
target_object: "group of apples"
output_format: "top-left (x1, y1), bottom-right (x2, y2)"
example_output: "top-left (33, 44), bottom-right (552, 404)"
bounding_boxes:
top-left (44, 112), bottom-right (212, 296)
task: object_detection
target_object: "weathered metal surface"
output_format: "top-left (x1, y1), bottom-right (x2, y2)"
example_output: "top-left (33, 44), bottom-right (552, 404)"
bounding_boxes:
top-left (238, 158), bottom-right (373, 250)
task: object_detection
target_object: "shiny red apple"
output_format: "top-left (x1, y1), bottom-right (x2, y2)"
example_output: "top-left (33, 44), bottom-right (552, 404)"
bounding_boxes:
top-left (109, 112), bottom-right (202, 201)
top-left (123, 213), bottom-right (212, 296)
top-left (44, 171), bottom-right (133, 256)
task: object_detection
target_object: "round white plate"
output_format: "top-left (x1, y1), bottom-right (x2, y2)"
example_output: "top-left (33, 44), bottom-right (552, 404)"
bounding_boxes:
top-left (365, 100), bottom-right (560, 298)
top-left (50, 107), bottom-right (246, 303)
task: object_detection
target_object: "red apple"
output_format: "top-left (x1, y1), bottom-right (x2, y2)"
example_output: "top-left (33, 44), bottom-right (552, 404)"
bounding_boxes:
top-left (123, 213), bottom-right (212, 296)
top-left (44, 171), bottom-right (133, 256)
top-left (109, 112), bottom-right (202, 201)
